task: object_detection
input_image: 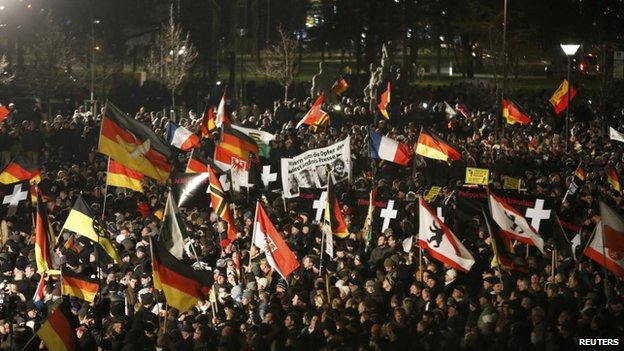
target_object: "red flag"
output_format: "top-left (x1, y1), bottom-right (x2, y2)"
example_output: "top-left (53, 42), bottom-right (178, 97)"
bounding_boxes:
top-left (296, 94), bottom-right (329, 132)
top-left (608, 167), bottom-right (621, 193)
top-left (325, 177), bottom-right (350, 239)
top-left (585, 202), bottom-right (624, 278)
top-left (0, 105), bottom-right (9, 125)
top-left (418, 197), bottom-right (475, 272)
top-left (208, 167), bottom-right (237, 241)
top-left (502, 99), bottom-right (531, 125)
top-left (549, 79), bottom-right (577, 115)
top-left (201, 107), bottom-right (216, 138)
top-left (331, 78), bottom-right (348, 96)
top-left (377, 81), bottom-right (391, 119)
top-left (252, 202), bottom-right (300, 278)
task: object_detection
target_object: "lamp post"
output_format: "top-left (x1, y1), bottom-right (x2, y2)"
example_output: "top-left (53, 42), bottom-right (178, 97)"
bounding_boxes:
top-left (560, 43), bottom-right (580, 152)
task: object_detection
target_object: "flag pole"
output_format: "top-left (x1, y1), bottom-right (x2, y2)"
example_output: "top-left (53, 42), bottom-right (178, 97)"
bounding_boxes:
top-left (418, 243), bottom-right (424, 282)
top-left (101, 156), bottom-right (112, 220)
top-left (599, 219), bottom-right (611, 305)
top-left (319, 225), bottom-right (325, 276)
top-left (551, 247), bottom-right (556, 280)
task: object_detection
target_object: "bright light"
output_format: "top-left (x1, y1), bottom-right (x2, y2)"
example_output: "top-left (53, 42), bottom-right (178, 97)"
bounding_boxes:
top-left (216, 81), bottom-right (222, 86)
top-left (177, 46), bottom-right (186, 56)
top-left (560, 44), bottom-right (580, 56)
top-left (0, 6), bottom-right (5, 10)
top-left (93, 20), bottom-right (101, 24)
top-left (332, 104), bottom-right (342, 111)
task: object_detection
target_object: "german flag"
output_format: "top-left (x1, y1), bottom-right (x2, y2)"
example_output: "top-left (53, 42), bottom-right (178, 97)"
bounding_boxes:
top-left (186, 149), bottom-right (209, 173)
top-left (201, 106), bottom-right (216, 138)
top-left (0, 155), bottom-right (41, 184)
top-left (208, 167), bottom-right (237, 241)
top-left (331, 77), bottom-right (348, 96)
top-left (35, 187), bottom-right (60, 275)
top-left (219, 124), bottom-right (259, 161)
top-left (107, 159), bottom-right (144, 192)
top-left (61, 195), bottom-right (120, 264)
top-left (151, 240), bottom-right (212, 312)
top-left (324, 177), bottom-right (350, 239)
top-left (377, 81), bottom-right (391, 119)
top-left (549, 79), bottom-right (577, 115)
top-left (414, 129), bottom-right (462, 164)
top-left (574, 165), bottom-right (587, 182)
top-left (98, 102), bottom-right (173, 183)
top-left (502, 99), bottom-right (531, 125)
top-left (296, 94), bottom-right (329, 132)
top-left (0, 105), bottom-right (9, 125)
top-left (61, 270), bottom-right (99, 303)
top-left (482, 209), bottom-right (528, 273)
top-left (608, 166), bottom-right (621, 193)
top-left (37, 298), bottom-right (79, 351)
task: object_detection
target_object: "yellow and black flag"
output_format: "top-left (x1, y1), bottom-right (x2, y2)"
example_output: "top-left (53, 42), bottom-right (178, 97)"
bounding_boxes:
top-left (208, 167), bottom-right (237, 241)
top-left (61, 195), bottom-right (121, 264)
top-left (61, 270), bottom-right (99, 303)
top-left (482, 209), bottom-right (528, 273)
top-left (151, 240), bottom-right (212, 312)
top-left (98, 102), bottom-right (173, 183)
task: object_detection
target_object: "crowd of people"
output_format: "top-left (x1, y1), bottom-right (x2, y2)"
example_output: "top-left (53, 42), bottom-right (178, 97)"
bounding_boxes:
top-left (0, 78), bottom-right (623, 351)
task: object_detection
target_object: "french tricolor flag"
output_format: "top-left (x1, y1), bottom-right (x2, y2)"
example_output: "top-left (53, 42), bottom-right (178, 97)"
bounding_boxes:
top-left (166, 122), bottom-right (201, 152)
top-left (368, 128), bottom-right (412, 166)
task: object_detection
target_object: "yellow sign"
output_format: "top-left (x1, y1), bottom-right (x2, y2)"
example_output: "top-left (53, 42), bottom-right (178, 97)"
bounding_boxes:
top-left (424, 186), bottom-right (442, 202)
top-left (503, 176), bottom-right (520, 190)
top-left (465, 167), bottom-right (490, 185)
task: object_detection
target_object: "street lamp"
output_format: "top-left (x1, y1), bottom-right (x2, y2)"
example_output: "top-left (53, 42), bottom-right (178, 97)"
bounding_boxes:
top-left (560, 43), bottom-right (580, 152)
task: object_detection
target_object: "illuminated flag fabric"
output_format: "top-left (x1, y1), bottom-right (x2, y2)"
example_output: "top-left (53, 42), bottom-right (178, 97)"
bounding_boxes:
top-left (608, 167), bottom-right (621, 193)
top-left (585, 202), bottom-right (624, 278)
top-left (151, 240), bottom-right (212, 312)
top-left (186, 149), bottom-right (209, 173)
top-left (0, 155), bottom-right (41, 184)
top-left (33, 274), bottom-right (46, 304)
top-left (331, 77), bottom-right (348, 96)
top-left (419, 197), bottom-right (475, 272)
top-left (107, 159), bottom-right (144, 192)
top-left (296, 94), bottom-right (329, 132)
top-left (609, 127), bottom-right (624, 144)
top-left (549, 79), bottom-right (576, 115)
top-left (574, 165), bottom-right (587, 182)
top-left (201, 107), bottom-right (216, 138)
top-left (61, 270), bottom-right (99, 303)
top-left (208, 167), bottom-right (237, 241)
top-left (231, 124), bottom-right (275, 158)
top-left (528, 136), bottom-right (538, 152)
top-left (215, 91), bottom-right (230, 127)
top-left (252, 202), bottom-right (300, 278)
top-left (324, 177), bottom-right (350, 239)
top-left (35, 187), bottom-right (60, 275)
top-left (219, 124), bottom-right (259, 161)
top-left (37, 298), bottom-right (79, 351)
top-left (502, 99), bottom-right (531, 125)
top-left (361, 186), bottom-right (376, 249)
top-left (482, 209), bottom-right (528, 272)
top-left (159, 192), bottom-right (186, 260)
top-left (166, 122), bottom-right (201, 152)
top-left (444, 101), bottom-right (458, 119)
top-left (368, 128), bottom-right (411, 166)
top-left (0, 105), bottom-right (9, 125)
top-left (377, 82), bottom-right (391, 119)
top-left (97, 102), bottom-right (173, 183)
top-left (488, 191), bottom-right (545, 253)
top-left (414, 129), bottom-right (462, 164)
top-left (62, 195), bottom-right (120, 263)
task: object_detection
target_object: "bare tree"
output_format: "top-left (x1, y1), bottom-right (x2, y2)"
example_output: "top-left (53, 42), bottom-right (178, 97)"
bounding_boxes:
top-left (257, 26), bottom-right (300, 101)
top-left (0, 56), bottom-right (14, 85)
top-left (18, 12), bottom-right (76, 119)
top-left (146, 5), bottom-right (198, 110)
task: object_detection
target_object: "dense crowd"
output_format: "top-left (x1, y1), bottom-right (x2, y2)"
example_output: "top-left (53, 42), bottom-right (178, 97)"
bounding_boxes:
top-left (0, 79), bottom-right (623, 351)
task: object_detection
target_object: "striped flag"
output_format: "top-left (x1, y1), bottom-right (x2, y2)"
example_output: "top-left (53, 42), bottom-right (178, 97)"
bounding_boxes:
top-left (219, 124), bottom-right (259, 162)
top-left (296, 94), bottom-right (329, 132)
top-left (208, 167), bottom-right (237, 241)
top-left (98, 102), bottom-right (173, 183)
top-left (166, 122), bottom-right (201, 152)
top-left (331, 77), bottom-right (348, 96)
top-left (107, 159), bottom-right (144, 192)
top-left (151, 239), bottom-right (212, 312)
top-left (368, 128), bottom-right (412, 166)
top-left (186, 149), bottom-right (209, 173)
top-left (502, 99), bottom-right (531, 125)
top-left (414, 129), bottom-right (462, 164)
top-left (483, 209), bottom-right (528, 272)
top-left (35, 187), bottom-right (60, 275)
top-left (549, 79), bottom-right (576, 115)
top-left (608, 167), bottom-right (622, 193)
top-left (377, 82), bottom-right (391, 119)
top-left (61, 270), bottom-right (99, 303)
top-left (324, 177), bottom-right (350, 239)
top-left (37, 298), bottom-right (79, 351)
top-left (201, 107), bottom-right (216, 138)
top-left (0, 155), bottom-right (41, 184)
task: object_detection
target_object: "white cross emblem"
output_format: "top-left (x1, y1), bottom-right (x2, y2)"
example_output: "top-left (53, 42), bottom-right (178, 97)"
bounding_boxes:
top-left (261, 165), bottom-right (277, 188)
top-left (2, 184), bottom-right (28, 217)
top-left (525, 199), bottom-right (551, 232)
top-left (380, 200), bottom-right (398, 232)
top-left (312, 191), bottom-right (328, 223)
